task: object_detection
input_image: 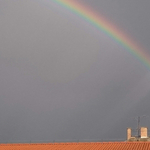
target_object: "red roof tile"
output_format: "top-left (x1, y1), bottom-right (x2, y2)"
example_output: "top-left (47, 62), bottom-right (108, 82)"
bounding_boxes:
top-left (1, 142), bottom-right (150, 150)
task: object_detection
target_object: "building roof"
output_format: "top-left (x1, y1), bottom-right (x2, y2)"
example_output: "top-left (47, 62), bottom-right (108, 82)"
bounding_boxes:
top-left (1, 142), bottom-right (150, 150)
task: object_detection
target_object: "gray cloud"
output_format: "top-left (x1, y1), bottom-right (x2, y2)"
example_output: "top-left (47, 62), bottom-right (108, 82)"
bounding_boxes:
top-left (0, 0), bottom-right (150, 143)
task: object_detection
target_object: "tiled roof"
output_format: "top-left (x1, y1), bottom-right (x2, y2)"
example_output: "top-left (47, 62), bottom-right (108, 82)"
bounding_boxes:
top-left (0, 142), bottom-right (150, 150)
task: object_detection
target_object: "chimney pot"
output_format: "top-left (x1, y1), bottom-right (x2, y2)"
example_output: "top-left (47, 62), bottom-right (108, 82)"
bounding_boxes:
top-left (141, 127), bottom-right (148, 138)
top-left (127, 128), bottom-right (132, 140)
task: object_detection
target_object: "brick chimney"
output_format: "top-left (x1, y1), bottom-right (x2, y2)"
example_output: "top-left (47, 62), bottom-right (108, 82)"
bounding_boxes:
top-left (127, 128), bottom-right (132, 140)
top-left (141, 127), bottom-right (148, 138)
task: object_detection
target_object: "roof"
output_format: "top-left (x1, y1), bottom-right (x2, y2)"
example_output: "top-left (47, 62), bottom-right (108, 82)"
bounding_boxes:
top-left (1, 142), bottom-right (150, 150)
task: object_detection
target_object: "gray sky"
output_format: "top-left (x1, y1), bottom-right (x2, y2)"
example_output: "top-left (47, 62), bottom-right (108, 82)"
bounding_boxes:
top-left (0, 0), bottom-right (150, 143)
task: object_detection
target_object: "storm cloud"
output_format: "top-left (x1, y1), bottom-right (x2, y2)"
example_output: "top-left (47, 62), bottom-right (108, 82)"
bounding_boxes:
top-left (0, 0), bottom-right (150, 143)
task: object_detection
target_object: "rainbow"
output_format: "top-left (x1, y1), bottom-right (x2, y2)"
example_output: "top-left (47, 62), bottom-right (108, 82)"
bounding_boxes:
top-left (49, 0), bottom-right (150, 70)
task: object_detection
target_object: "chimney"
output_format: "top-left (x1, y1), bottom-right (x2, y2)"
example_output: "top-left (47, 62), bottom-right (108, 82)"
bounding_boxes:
top-left (141, 127), bottom-right (148, 138)
top-left (127, 128), bottom-right (132, 140)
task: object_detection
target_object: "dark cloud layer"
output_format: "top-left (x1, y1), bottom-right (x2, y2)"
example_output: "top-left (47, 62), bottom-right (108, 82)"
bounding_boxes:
top-left (0, 0), bottom-right (150, 143)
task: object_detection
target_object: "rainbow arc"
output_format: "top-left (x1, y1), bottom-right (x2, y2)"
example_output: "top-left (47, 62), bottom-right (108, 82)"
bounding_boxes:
top-left (52, 0), bottom-right (149, 70)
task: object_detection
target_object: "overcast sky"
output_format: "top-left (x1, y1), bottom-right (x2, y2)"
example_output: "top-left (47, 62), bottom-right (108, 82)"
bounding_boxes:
top-left (0, 0), bottom-right (150, 143)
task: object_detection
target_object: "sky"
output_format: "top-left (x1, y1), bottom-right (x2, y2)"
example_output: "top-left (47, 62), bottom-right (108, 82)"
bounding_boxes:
top-left (0, 0), bottom-right (150, 143)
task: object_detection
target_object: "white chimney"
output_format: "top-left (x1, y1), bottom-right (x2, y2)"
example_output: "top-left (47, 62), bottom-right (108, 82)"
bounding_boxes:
top-left (127, 128), bottom-right (132, 140)
top-left (141, 127), bottom-right (148, 138)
